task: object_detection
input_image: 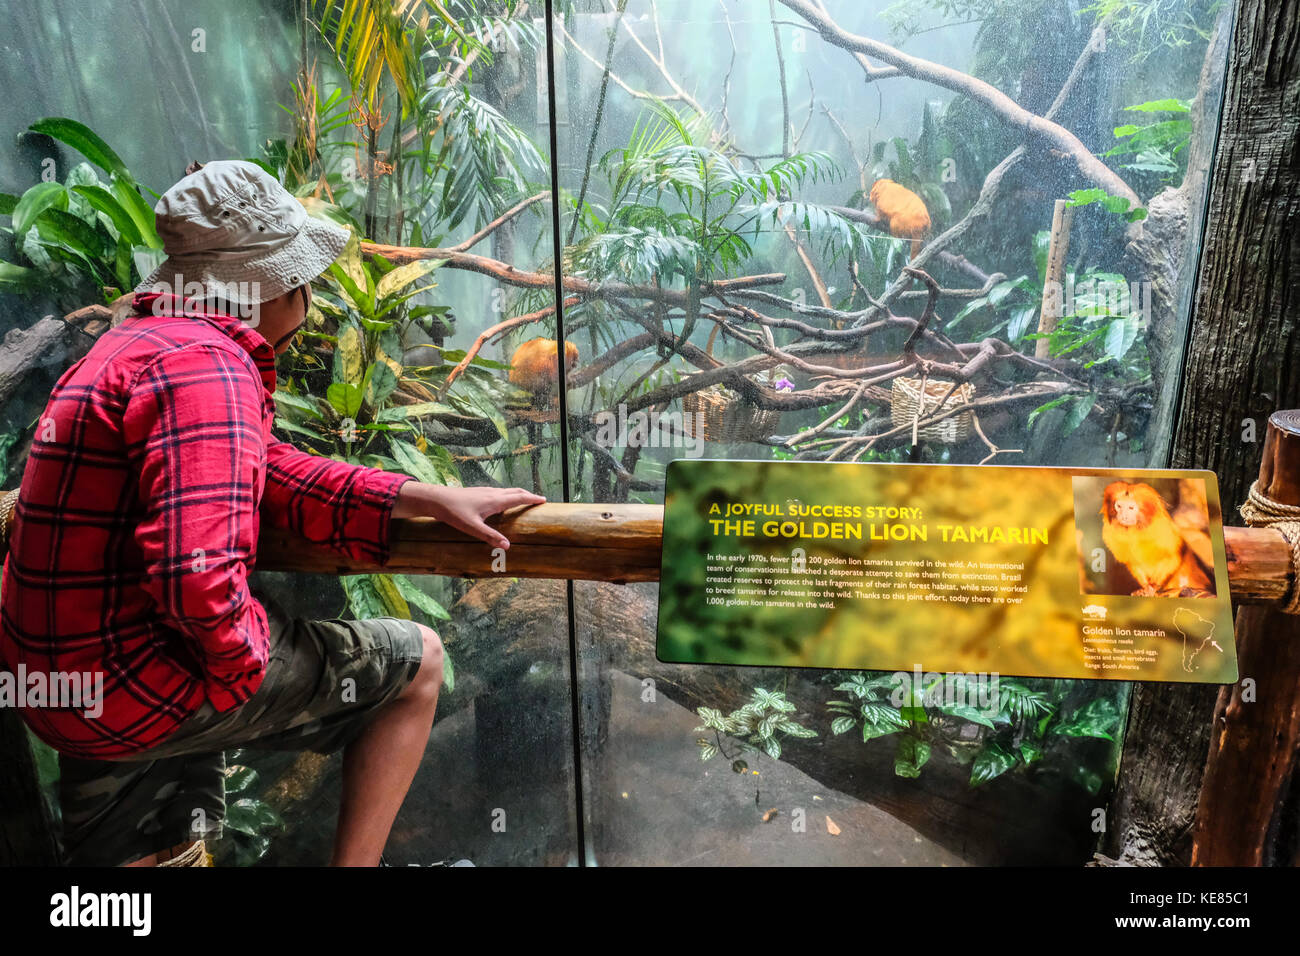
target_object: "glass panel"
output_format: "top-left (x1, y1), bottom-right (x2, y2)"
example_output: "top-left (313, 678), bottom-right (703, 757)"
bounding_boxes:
top-left (555, 0), bottom-right (1231, 864)
top-left (1, 0), bottom-right (578, 867)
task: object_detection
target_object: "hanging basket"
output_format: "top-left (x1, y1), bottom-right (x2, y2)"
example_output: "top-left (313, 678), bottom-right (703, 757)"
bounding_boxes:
top-left (890, 376), bottom-right (976, 444)
top-left (682, 324), bottom-right (783, 444)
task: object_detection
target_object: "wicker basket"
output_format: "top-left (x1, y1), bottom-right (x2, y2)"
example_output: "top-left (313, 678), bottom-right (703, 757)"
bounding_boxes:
top-left (682, 324), bottom-right (783, 443)
top-left (890, 376), bottom-right (976, 444)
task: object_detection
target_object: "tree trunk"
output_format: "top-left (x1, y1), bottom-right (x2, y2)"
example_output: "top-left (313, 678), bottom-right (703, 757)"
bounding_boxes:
top-left (1102, 0), bottom-right (1300, 866)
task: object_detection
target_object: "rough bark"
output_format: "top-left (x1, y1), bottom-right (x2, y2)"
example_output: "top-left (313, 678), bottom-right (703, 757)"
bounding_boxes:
top-left (1103, 0), bottom-right (1300, 867)
top-left (1193, 413), bottom-right (1300, 865)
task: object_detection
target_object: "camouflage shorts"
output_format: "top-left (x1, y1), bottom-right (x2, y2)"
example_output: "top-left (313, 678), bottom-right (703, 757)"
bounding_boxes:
top-left (57, 585), bottom-right (425, 867)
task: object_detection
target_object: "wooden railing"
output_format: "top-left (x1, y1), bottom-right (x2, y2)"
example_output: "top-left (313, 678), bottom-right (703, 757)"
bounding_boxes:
top-left (2, 484), bottom-right (1298, 605)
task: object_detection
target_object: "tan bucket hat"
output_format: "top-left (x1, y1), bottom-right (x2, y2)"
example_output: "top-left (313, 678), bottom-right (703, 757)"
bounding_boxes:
top-left (134, 160), bottom-right (350, 308)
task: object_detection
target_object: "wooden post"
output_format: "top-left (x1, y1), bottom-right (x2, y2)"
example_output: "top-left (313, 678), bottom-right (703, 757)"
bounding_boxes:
top-left (1034, 199), bottom-right (1074, 360)
top-left (1192, 410), bottom-right (1300, 865)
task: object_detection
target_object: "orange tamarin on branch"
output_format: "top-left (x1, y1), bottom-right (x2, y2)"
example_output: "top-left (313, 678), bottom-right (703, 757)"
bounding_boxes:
top-left (508, 337), bottom-right (580, 395)
top-left (869, 179), bottom-right (931, 260)
top-left (1099, 481), bottom-right (1215, 597)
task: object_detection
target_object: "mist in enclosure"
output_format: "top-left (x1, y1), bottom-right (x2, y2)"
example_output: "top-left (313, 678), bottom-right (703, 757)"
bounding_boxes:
top-left (0, 0), bottom-right (1232, 864)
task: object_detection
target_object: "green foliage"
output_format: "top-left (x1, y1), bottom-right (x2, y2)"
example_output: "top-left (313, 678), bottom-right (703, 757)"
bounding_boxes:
top-left (1080, 0), bottom-right (1220, 61)
top-left (1066, 188), bottom-right (1148, 222)
top-left (0, 118), bottom-right (162, 307)
top-left (826, 672), bottom-right (1123, 789)
top-left (281, 1), bottom-right (545, 243)
top-left (694, 688), bottom-right (817, 763)
top-left (1104, 98), bottom-right (1193, 180)
top-left (220, 756), bottom-right (284, 866)
top-left (420, 82), bottom-right (549, 231)
top-left (312, 0), bottom-right (465, 116)
top-left (573, 98), bottom-right (864, 287)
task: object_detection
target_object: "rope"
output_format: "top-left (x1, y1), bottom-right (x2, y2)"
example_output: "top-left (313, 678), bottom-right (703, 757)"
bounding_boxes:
top-left (1239, 479), bottom-right (1300, 615)
top-left (157, 839), bottom-right (210, 867)
top-left (0, 487), bottom-right (20, 548)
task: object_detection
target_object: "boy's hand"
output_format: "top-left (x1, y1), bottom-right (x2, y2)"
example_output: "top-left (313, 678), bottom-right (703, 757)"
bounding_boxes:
top-left (391, 481), bottom-right (546, 550)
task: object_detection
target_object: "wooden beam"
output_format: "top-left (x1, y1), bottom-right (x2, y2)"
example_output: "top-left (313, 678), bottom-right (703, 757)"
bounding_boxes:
top-left (2, 497), bottom-right (1296, 603)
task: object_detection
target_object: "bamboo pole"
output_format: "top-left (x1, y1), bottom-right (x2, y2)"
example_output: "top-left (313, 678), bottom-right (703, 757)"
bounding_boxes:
top-left (1034, 199), bottom-right (1074, 359)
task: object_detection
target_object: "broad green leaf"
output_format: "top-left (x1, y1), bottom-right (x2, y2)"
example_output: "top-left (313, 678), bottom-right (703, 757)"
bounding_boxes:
top-left (328, 261), bottom-right (370, 317)
top-left (334, 323), bottom-right (365, 384)
top-left (1027, 395), bottom-right (1071, 431)
top-left (830, 715), bottom-right (857, 735)
top-left (29, 117), bottom-right (132, 179)
top-left (274, 392), bottom-right (326, 419)
top-left (12, 182), bottom-right (68, 237)
top-left (859, 701), bottom-right (908, 741)
top-left (0, 261), bottom-right (35, 286)
top-left (370, 573), bottom-right (411, 618)
top-left (326, 382), bottom-right (364, 419)
top-left (1051, 697), bottom-right (1120, 741)
top-left (937, 702), bottom-right (998, 730)
top-left (71, 184), bottom-right (142, 244)
top-left (35, 208), bottom-right (110, 259)
top-left (391, 574), bottom-right (450, 620)
top-left (377, 400), bottom-right (457, 421)
top-left (970, 742), bottom-right (1019, 786)
top-left (1124, 98), bottom-right (1190, 113)
top-left (273, 417), bottom-right (326, 442)
top-left (894, 737), bottom-right (931, 778)
top-left (388, 439), bottom-right (444, 484)
top-left (422, 442), bottom-right (463, 487)
top-left (1062, 393), bottom-right (1098, 435)
top-left (442, 649), bottom-right (454, 693)
top-left (375, 259), bottom-right (438, 299)
top-left (110, 177), bottom-right (162, 249)
top-left (366, 360), bottom-right (398, 407)
top-left (1103, 317), bottom-right (1140, 363)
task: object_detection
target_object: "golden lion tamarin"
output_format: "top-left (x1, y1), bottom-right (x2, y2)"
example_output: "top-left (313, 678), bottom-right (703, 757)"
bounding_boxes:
top-left (1100, 481), bottom-right (1214, 597)
top-left (508, 337), bottom-right (579, 396)
top-left (869, 179), bottom-right (930, 260)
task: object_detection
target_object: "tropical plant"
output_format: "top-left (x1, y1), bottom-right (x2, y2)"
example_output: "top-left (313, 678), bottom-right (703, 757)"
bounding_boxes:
top-left (1103, 97), bottom-right (1193, 180)
top-left (0, 118), bottom-right (162, 308)
top-left (274, 228), bottom-right (517, 680)
top-left (694, 687), bottom-right (818, 764)
top-left (300, 0), bottom-right (546, 242)
top-left (218, 755), bottom-right (285, 867)
top-left (827, 672), bottom-right (1123, 790)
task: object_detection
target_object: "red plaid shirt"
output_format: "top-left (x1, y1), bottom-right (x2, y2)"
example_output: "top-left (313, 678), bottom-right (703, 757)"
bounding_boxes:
top-left (0, 291), bottom-right (412, 758)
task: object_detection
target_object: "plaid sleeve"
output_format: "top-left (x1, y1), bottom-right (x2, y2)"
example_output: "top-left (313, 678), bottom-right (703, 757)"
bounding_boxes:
top-left (262, 439), bottom-right (414, 566)
top-left (122, 343), bottom-right (270, 712)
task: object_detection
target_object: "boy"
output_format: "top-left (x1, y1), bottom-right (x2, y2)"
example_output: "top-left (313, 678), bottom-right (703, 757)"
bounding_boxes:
top-left (0, 160), bottom-right (544, 866)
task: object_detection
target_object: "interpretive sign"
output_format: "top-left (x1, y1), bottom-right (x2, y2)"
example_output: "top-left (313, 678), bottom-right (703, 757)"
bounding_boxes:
top-left (656, 459), bottom-right (1237, 683)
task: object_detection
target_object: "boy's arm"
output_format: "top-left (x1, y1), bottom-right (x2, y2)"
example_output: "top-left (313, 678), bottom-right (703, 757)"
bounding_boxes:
top-left (261, 439), bottom-right (413, 566)
top-left (122, 344), bottom-right (271, 712)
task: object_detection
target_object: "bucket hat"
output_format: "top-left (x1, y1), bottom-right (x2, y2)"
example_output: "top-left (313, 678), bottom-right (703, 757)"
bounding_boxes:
top-left (134, 160), bottom-right (350, 308)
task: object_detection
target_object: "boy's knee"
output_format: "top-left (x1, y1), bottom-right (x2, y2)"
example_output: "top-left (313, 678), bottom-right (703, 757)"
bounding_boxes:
top-left (410, 624), bottom-right (443, 700)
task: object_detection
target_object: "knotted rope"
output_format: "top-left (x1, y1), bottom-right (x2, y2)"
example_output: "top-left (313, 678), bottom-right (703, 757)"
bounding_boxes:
top-left (0, 487), bottom-right (19, 551)
top-left (1239, 479), bottom-right (1300, 615)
